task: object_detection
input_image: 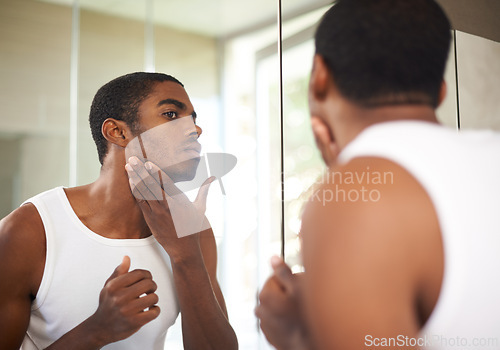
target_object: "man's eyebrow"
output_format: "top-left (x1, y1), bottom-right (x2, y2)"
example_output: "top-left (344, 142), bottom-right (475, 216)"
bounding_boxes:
top-left (157, 98), bottom-right (186, 110)
top-left (157, 98), bottom-right (197, 119)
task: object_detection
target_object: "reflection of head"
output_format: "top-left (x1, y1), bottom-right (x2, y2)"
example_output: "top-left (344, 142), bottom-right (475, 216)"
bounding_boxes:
top-left (315, 0), bottom-right (451, 108)
top-left (89, 72), bottom-right (184, 164)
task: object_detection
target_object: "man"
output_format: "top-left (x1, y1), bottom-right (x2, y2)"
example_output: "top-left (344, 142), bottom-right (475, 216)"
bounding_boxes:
top-left (0, 72), bottom-right (238, 349)
top-left (256, 1), bottom-right (500, 349)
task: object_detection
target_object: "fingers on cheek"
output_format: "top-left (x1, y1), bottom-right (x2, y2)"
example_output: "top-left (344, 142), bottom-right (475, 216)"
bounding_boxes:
top-left (125, 166), bottom-right (147, 198)
top-left (125, 166), bottom-right (141, 190)
top-left (125, 163), bottom-right (136, 178)
top-left (128, 178), bottom-right (142, 199)
top-left (136, 166), bottom-right (164, 201)
top-left (125, 162), bottom-right (149, 184)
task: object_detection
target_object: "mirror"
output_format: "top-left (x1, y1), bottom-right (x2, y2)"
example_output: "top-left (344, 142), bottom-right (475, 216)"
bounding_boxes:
top-left (1, 0), bottom-right (498, 349)
top-left (454, 31), bottom-right (500, 130)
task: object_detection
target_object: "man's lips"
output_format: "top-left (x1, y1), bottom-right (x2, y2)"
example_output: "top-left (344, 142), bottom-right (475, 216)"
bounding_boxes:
top-left (184, 142), bottom-right (202, 155)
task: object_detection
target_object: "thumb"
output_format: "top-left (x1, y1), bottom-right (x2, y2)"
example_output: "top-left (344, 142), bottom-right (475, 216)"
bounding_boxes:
top-left (194, 176), bottom-right (216, 210)
top-left (270, 255), bottom-right (294, 293)
top-left (118, 255), bottom-right (131, 275)
top-left (107, 256), bottom-right (131, 283)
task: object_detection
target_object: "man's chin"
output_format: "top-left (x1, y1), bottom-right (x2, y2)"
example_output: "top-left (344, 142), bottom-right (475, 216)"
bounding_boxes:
top-left (162, 157), bottom-right (201, 184)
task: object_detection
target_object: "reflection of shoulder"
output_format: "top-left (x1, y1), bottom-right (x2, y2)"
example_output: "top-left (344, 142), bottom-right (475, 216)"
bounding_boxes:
top-left (301, 158), bottom-right (443, 348)
top-left (302, 155), bottom-right (441, 279)
top-left (305, 156), bottom-right (439, 238)
top-left (0, 203), bottom-right (46, 295)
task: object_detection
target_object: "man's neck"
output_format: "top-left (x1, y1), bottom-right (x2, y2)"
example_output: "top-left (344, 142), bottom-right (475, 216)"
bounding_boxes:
top-left (67, 156), bottom-right (151, 240)
top-left (331, 101), bottom-right (440, 151)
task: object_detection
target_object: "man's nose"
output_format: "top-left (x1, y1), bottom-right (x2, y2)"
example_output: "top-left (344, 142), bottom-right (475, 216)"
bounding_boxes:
top-left (194, 125), bottom-right (202, 138)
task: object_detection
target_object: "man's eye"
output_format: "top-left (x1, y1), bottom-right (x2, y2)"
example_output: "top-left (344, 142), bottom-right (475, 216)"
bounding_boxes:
top-left (163, 111), bottom-right (178, 119)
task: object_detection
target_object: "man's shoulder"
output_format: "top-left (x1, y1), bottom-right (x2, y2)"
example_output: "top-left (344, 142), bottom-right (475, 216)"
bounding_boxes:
top-left (0, 203), bottom-right (46, 296)
top-left (306, 156), bottom-right (422, 213)
top-left (0, 203), bottom-right (45, 256)
top-left (302, 155), bottom-right (444, 326)
top-left (302, 155), bottom-right (441, 263)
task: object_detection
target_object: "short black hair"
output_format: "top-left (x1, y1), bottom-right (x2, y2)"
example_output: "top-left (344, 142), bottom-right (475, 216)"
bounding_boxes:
top-left (89, 72), bottom-right (183, 164)
top-left (315, 0), bottom-right (451, 107)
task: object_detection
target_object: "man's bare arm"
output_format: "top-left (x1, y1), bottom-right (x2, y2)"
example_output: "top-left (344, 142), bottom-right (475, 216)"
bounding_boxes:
top-left (0, 205), bottom-right (161, 350)
top-left (301, 157), bottom-right (443, 350)
top-left (0, 204), bottom-right (44, 349)
top-left (174, 228), bottom-right (238, 350)
top-left (126, 158), bottom-right (238, 350)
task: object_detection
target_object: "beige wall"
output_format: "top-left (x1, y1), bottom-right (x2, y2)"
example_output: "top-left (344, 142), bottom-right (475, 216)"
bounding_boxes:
top-left (0, 0), bottom-right (218, 217)
top-left (76, 8), bottom-right (218, 185)
top-left (457, 32), bottom-right (500, 130)
top-left (0, 0), bottom-right (71, 217)
top-left (0, 0), bottom-right (72, 135)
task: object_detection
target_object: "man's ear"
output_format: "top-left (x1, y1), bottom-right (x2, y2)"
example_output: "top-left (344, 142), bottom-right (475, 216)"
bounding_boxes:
top-left (311, 116), bottom-right (339, 168)
top-left (310, 54), bottom-right (331, 101)
top-left (101, 118), bottom-right (132, 148)
top-left (437, 80), bottom-right (447, 107)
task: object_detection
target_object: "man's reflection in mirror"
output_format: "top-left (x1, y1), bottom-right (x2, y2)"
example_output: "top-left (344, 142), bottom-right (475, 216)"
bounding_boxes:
top-left (0, 72), bottom-right (238, 350)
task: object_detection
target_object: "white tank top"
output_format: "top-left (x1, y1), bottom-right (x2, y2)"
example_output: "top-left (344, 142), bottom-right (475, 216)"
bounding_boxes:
top-left (338, 120), bottom-right (500, 349)
top-left (21, 187), bottom-right (179, 350)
